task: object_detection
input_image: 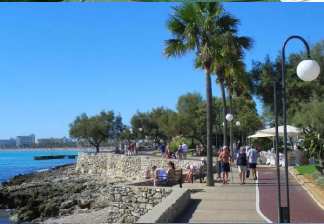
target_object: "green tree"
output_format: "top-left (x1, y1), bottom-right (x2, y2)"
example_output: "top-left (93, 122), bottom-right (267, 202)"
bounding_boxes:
top-left (150, 107), bottom-right (179, 141)
top-left (251, 40), bottom-right (324, 120)
top-left (69, 111), bottom-right (121, 153)
top-left (176, 92), bottom-right (206, 146)
top-left (293, 100), bottom-right (324, 169)
top-left (165, 2), bottom-right (237, 186)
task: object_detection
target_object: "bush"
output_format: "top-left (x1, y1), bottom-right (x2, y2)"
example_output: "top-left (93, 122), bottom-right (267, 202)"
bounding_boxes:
top-left (296, 164), bottom-right (317, 175)
top-left (169, 136), bottom-right (190, 153)
top-left (315, 176), bottom-right (324, 186)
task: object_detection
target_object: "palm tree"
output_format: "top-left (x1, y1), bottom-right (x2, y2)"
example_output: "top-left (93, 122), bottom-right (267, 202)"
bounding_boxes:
top-left (164, 2), bottom-right (237, 186)
top-left (222, 33), bottom-right (253, 153)
top-left (213, 31), bottom-right (252, 150)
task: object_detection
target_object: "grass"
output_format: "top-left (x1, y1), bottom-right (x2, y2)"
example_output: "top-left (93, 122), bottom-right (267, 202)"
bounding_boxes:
top-left (295, 164), bottom-right (324, 187)
top-left (295, 164), bottom-right (317, 175)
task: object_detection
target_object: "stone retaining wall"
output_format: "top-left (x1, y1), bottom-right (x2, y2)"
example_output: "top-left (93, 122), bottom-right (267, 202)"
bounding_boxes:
top-left (136, 188), bottom-right (190, 223)
top-left (76, 153), bottom-right (196, 181)
top-left (104, 185), bottom-right (172, 223)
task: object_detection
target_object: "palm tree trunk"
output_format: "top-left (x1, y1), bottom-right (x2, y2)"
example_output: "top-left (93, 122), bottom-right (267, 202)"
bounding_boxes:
top-left (206, 71), bottom-right (214, 186)
top-left (220, 80), bottom-right (228, 147)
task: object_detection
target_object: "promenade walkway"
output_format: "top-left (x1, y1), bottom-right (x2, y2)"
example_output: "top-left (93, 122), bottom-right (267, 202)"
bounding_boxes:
top-left (174, 167), bottom-right (266, 223)
top-left (174, 166), bottom-right (324, 223)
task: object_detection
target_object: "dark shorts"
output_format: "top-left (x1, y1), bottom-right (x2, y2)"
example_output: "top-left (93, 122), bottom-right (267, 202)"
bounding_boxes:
top-left (249, 163), bottom-right (257, 169)
top-left (221, 162), bottom-right (230, 173)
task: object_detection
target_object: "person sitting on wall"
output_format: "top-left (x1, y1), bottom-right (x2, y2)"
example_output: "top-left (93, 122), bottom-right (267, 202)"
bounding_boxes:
top-left (152, 166), bottom-right (168, 186)
top-left (196, 158), bottom-right (207, 183)
top-left (185, 163), bottom-right (196, 183)
top-left (166, 161), bottom-right (176, 185)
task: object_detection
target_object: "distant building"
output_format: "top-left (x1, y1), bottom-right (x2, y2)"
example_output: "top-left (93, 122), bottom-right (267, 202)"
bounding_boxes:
top-left (16, 134), bottom-right (36, 148)
top-left (37, 137), bottom-right (76, 148)
top-left (0, 138), bottom-right (17, 148)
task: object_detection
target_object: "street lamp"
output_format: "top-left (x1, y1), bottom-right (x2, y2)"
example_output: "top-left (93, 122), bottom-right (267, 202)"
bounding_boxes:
top-left (226, 113), bottom-right (234, 157)
top-left (276, 35), bottom-right (320, 223)
top-left (138, 128), bottom-right (143, 141)
top-left (225, 113), bottom-right (233, 122)
top-left (235, 121), bottom-right (242, 145)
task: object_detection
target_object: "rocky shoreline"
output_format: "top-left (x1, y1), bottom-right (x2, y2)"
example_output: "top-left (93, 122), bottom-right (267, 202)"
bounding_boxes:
top-left (0, 164), bottom-right (129, 223)
top-left (0, 163), bottom-right (172, 224)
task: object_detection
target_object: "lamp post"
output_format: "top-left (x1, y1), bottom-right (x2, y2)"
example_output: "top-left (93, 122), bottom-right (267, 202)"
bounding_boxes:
top-left (235, 121), bottom-right (241, 145)
top-left (226, 113), bottom-right (234, 157)
top-left (138, 128), bottom-right (143, 141)
top-left (276, 35), bottom-right (320, 223)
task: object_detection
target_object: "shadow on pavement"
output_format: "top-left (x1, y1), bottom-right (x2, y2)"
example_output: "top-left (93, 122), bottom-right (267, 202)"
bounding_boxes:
top-left (174, 199), bottom-right (201, 223)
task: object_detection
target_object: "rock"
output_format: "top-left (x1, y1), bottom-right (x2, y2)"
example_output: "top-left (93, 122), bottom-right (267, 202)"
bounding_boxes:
top-left (78, 199), bottom-right (92, 209)
top-left (60, 200), bottom-right (76, 209)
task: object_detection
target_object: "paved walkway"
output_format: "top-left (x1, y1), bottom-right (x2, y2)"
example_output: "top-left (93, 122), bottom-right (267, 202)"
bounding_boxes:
top-left (258, 167), bottom-right (324, 223)
top-left (174, 168), bottom-right (266, 223)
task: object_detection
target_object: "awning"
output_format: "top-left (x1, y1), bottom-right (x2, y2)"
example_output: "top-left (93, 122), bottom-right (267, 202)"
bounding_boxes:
top-left (259, 125), bottom-right (302, 137)
top-left (248, 132), bottom-right (275, 139)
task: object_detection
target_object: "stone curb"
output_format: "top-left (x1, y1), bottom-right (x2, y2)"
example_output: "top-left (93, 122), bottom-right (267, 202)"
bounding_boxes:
top-left (289, 167), bottom-right (324, 210)
top-left (136, 188), bottom-right (190, 223)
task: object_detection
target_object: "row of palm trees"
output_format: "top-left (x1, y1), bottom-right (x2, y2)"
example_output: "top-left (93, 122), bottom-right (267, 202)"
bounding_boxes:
top-left (164, 2), bottom-right (253, 186)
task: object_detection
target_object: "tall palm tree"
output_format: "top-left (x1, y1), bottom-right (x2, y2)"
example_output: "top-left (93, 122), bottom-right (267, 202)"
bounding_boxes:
top-left (164, 2), bottom-right (237, 186)
top-left (222, 33), bottom-right (253, 153)
top-left (213, 31), bottom-right (252, 150)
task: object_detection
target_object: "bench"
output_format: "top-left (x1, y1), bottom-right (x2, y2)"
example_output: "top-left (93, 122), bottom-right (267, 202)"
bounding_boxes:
top-left (156, 169), bottom-right (184, 188)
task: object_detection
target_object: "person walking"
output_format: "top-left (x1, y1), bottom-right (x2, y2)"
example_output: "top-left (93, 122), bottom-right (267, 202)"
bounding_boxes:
top-left (159, 142), bottom-right (166, 157)
top-left (216, 147), bottom-right (223, 182)
top-left (177, 144), bottom-right (183, 160)
top-left (181, 143), bottom-right (188, 159)
top-left (220, 146), bottom-right (231, 184)
top-left (247, 146), bottom-right (258, 180)
top-left (236, 146), bottom-right (247, 184)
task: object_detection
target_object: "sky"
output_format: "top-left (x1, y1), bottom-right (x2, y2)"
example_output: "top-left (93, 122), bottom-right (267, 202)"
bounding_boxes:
top-left (0, 3), bottom-right (323, 139)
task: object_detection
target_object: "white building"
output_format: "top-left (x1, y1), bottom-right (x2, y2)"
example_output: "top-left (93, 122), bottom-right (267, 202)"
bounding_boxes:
top-left (16, 134), bottom-right (36, 148)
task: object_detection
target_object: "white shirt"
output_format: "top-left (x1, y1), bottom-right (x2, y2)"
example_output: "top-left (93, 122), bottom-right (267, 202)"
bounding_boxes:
top-left (247, 148), bottom-right (258, 164)
top-left (181, 144), bottom-right (188, 152)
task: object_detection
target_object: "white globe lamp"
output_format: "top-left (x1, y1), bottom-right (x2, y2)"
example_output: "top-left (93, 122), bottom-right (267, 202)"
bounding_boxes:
top-left (225, 113), bottom-right (233, 122)
top-left (235, 121), bottom-right (241, 127)
top-left (296, 59), bottom-right (320, 82)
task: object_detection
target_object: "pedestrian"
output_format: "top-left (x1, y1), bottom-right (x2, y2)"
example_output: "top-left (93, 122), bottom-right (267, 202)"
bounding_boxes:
top-left (181, 142), bottom-right (188, 159)
top-left (165, 144), bottom-right (171, 159)
top-left (124, 142), bottom-right (129, 156)
top-left (247, 146), bottom-right (258, 180)
top-left (195, 144), bottom-right (200, 156)
top-left (236, 146), bottom-right (247, 184)
top-left (220, 146), bottom-right (231, 184)
top-left (177, 144), bottom-right (183, 160)
top-left (167, 161), bottom-right (176, 184)
top-left (216, 147), bottom-right (223, 182)
top-left (159, 142), bottom-right (166, 157)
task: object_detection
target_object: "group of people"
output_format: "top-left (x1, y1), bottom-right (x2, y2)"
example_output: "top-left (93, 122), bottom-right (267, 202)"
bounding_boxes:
top-left (121, 141), bottom-right (139, 156)
top-left (145, 158), bottom-right (208, 186)
top-left (159, 142), bottom-right (189, 160)
top-left (145, 161), bottom-right (177, 186)
top-left (185, 158), bottom-right (207, 183)
top-left (216, 145), bottom-right (258, 185)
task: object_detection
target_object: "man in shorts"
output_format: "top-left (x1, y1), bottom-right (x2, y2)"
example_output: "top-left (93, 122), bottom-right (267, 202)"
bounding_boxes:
top-left (247, 146), bottom-right (258, 180)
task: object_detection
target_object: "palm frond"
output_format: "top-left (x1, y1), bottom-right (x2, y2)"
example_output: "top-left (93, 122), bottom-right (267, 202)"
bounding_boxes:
top-left (164, 39), bottom-right (190, 57)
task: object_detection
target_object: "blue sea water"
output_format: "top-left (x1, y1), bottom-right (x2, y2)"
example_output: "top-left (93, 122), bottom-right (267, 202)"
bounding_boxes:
top-left (0, 148), bottom-right (86, 224)
top-left (0, 149), bottom-right (80, 183)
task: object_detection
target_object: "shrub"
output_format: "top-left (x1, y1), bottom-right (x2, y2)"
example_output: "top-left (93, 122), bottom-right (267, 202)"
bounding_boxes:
top-left (169, 136), bottom-right (190, 153)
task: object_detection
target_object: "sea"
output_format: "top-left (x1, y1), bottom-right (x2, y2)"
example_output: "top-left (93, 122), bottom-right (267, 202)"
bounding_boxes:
top-left (0, 148), bottom-right (87, 224)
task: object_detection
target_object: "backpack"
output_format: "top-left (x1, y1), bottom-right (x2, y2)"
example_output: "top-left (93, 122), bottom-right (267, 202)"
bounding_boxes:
top-left (237, 153), bottom-right (247, 166)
